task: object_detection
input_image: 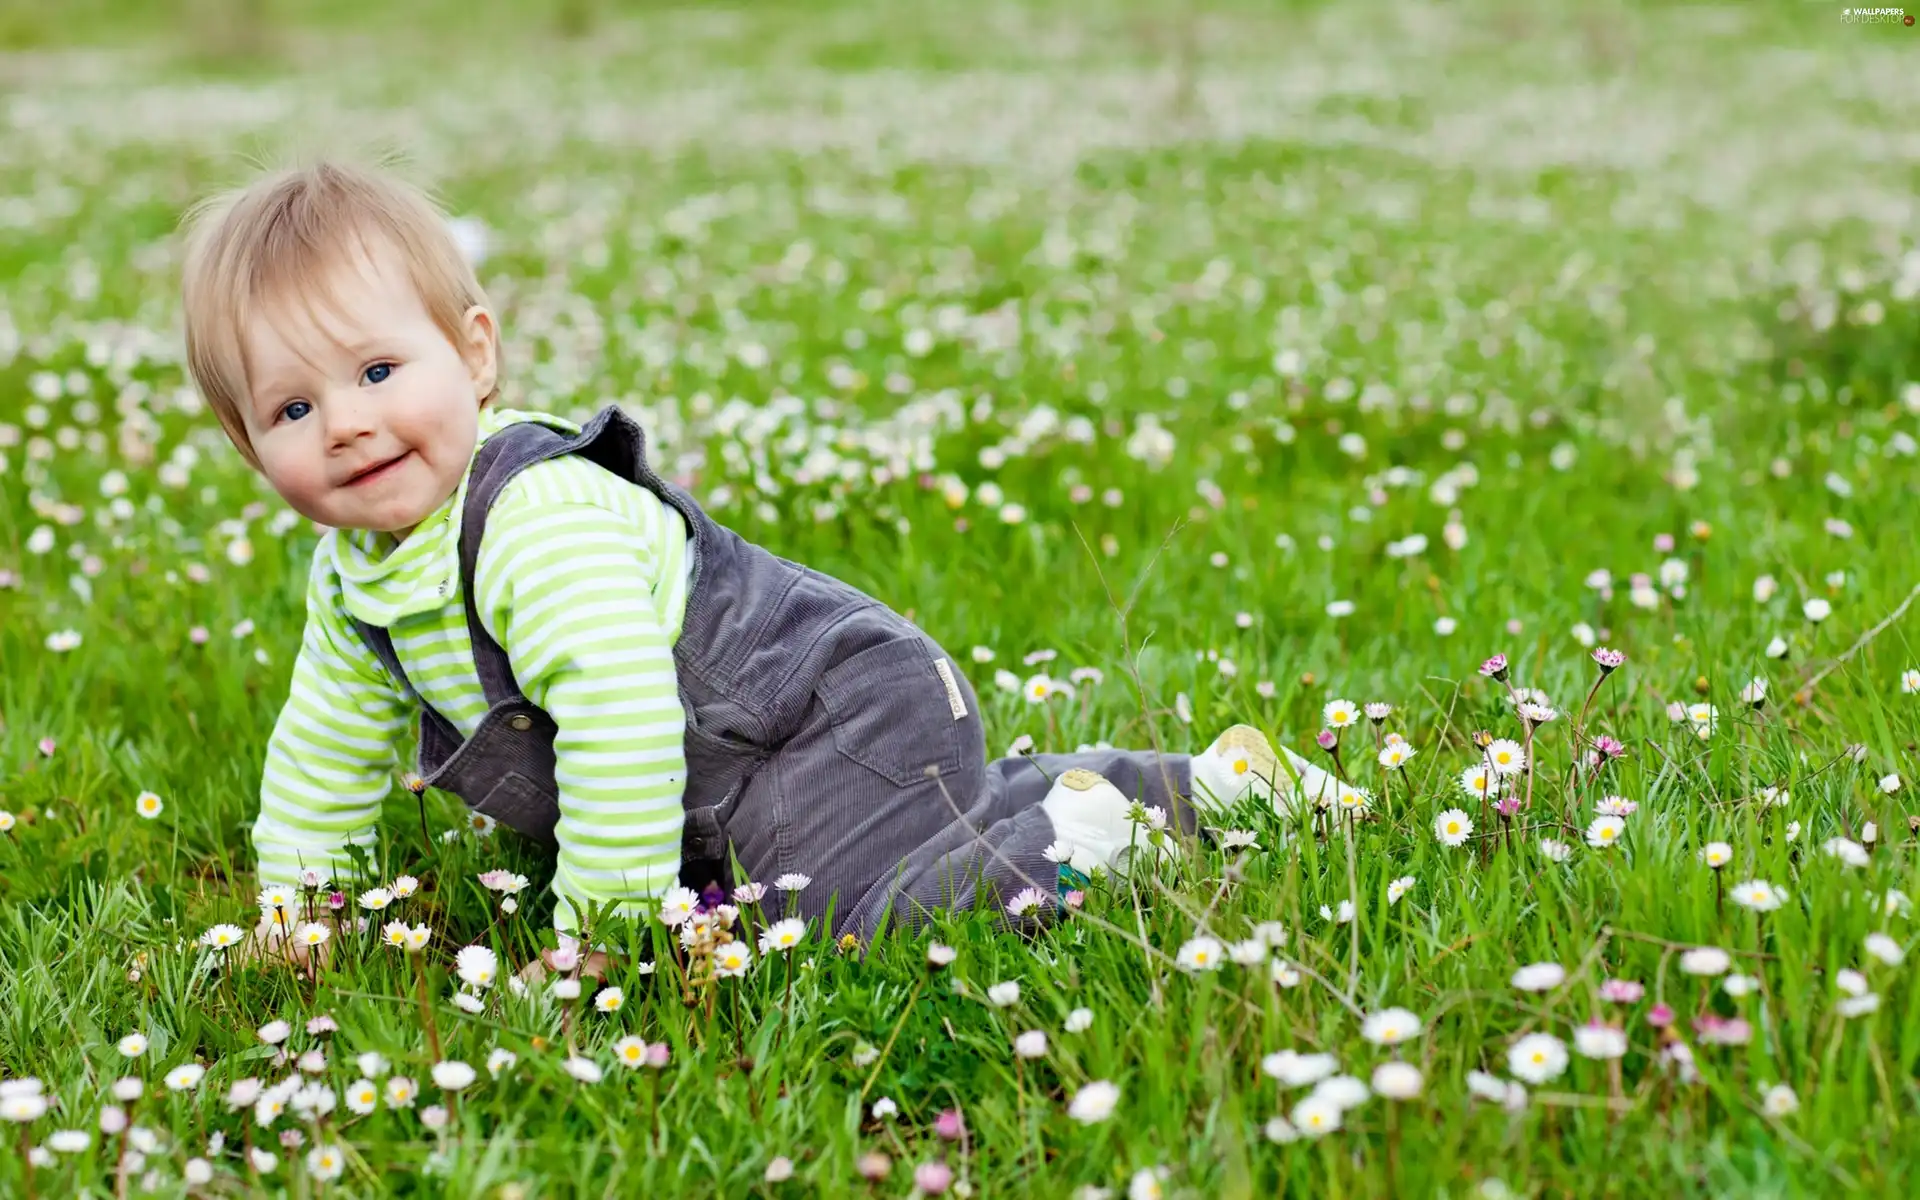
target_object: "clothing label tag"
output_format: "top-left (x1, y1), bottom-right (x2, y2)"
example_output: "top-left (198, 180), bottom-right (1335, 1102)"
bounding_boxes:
top-left (933, 657), bottom-right (968, 720)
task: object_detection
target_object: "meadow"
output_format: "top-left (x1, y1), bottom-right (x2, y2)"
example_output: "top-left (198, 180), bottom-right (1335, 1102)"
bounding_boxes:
top-left (3, 0), bottom-right (1920, 1195)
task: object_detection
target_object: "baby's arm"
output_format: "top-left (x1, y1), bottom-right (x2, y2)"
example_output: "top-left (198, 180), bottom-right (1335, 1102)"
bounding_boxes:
top-left (476, 493), bottom-right (688, 941)
top-left (253, 554), bottom-right (410, 899)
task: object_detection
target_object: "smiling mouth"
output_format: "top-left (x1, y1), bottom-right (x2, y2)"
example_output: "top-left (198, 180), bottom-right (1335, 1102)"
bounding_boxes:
top-left (344, 452), bottom-right (411, 486)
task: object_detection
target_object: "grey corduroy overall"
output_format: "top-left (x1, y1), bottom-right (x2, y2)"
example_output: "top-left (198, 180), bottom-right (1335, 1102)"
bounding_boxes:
top-left (355, 404), bottom-right (1197, 938)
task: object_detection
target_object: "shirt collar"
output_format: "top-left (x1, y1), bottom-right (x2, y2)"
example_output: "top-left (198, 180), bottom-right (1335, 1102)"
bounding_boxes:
top-left (328, 407), bottom-right (576, 627)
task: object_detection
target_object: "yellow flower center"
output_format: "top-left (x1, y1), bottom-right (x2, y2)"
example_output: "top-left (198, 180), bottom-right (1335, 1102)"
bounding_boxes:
top-left (1532, 1052), bottom-right (1546, 1064)
top-left (1447, 822), bottom-right (1460, 834)
top-left (1232, 758), bottom-right (1248, 775)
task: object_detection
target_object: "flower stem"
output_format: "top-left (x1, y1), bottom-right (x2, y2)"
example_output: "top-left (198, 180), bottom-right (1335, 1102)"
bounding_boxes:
top-left (1385, 1103), bottom-right (1400, 1195)
top-left (732, 980), bottom-right (745, 1062)
top-left (1521, 722), bottom-right (1538, 815)
top-left (1344, 822), bottom-right (1361, 1002)
top-left (1014, 1050), bottom-right (1025, 1127)
top-left (1567, 674), bottom-right (1607, 820)
top-left (413, 956), bottom-right (442, 1061)
top-left (647, 1073), bottom-right (659, 1153)
top-left (416, 789), bottom-right (434, 857)
top-left (21, 1125), bottom-right (37, 1200)
top-left (1374, 726), bottom-right (1391, 819)
top-left (112, 1096), bottom-right (134, 1200)
top-left (782, 952), bottom-right (795, 1034)
top-left (859, 973), bottom-right (927, 1103)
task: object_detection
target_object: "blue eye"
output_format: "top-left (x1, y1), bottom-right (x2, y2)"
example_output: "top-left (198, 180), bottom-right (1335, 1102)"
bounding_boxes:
top-left (363, 362), bottom-right (393, 385)
top-left (281, 400), bottom-right (312, 422)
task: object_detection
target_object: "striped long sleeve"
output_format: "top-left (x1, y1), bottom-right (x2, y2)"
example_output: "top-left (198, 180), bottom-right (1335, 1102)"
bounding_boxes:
top-left (472, 488), bottom-right (689, 935)
top-left (252, 556), bottom-right (409, 888)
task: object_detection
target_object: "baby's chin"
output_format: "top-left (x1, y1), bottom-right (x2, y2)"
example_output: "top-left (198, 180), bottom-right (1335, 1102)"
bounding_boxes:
top-left (298, 494), bottom-right (449, 540)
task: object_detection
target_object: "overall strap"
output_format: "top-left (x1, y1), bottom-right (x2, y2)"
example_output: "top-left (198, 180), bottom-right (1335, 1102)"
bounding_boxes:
top-left (454, 417), bottom-right (584, 706)
top-left (452, 403), bottom-right (668, 704)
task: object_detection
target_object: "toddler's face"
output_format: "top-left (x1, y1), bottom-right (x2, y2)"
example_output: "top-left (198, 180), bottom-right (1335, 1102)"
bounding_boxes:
top-left (240, 240), bottom-right (495, 540)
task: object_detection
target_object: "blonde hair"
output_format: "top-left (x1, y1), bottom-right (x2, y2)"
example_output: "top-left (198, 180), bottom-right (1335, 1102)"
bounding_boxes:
top-left (179, 157), bottom-right (500, 470)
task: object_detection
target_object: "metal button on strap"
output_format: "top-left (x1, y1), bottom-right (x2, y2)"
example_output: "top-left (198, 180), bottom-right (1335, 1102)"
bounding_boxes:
top-left (509, 714), bottom-right (533, 731)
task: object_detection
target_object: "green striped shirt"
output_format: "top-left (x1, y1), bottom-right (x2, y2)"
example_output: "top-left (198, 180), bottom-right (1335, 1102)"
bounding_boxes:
top-left (253, 407), bottom-right (693, 935)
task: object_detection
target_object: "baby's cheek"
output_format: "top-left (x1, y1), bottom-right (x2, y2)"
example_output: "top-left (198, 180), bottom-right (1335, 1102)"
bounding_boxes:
top-left (261, 457), bottom-right (329, 518)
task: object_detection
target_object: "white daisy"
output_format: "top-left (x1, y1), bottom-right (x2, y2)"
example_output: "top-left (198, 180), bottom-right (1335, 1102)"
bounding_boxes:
top-left (1511, 962), bottom-right (1565, 992)
top-left (1484, 739), bottom-right (1526, 776)
top-left (1731, 880), bottom-right (1786, 912)
top-left (1434, 809), bottom-right (1473, 847)
top-left (1176, 936), bottom-right (1225, 972)
top-left (1005, 887), bottom-right (1049, 918)
top-left (1585, 815), bottom-right (1625, 849)
top-left (1067, 1080), bottom-right (1120, 1124)
top-left (1507, 1033), bottom-right (1568, 1084)
top-left (1289, 1094), bottom-right (1342, 1136)
top-left (1360, 1008), bottom-right (1423, 1046)
top-left (758, 918), bottom-right (807, 954)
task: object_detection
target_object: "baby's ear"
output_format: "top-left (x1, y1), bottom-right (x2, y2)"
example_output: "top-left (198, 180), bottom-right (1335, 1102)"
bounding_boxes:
top-left (461, 305), bottom-right (498, 402)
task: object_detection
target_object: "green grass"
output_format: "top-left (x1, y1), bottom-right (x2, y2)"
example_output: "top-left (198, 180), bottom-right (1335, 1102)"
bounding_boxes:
top-left (3, 0), bottom-right (1920, 1195)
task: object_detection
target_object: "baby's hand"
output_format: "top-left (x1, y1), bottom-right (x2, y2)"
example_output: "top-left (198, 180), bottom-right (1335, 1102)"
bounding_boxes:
top-left (246, 910), bottom-right (339, 973)
top-left (515, 947), bottom-right (610, 985)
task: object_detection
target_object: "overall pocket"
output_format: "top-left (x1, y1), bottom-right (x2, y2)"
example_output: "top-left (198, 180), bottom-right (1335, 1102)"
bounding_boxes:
top-left (815, 637), bottom-right (964, 787)
top-left (473, 771), bottom-right (561, 844)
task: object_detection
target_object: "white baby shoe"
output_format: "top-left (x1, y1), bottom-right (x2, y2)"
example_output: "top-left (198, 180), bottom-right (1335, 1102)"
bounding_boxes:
top-left (1040, 767), bottom-right (1172, 873)
top-left (1190, 724), bottom-right (1338, 816)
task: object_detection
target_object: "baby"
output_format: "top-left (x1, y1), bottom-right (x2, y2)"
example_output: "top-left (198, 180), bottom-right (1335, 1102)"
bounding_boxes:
top-left (179, 160), bottom-right (1336, 964)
